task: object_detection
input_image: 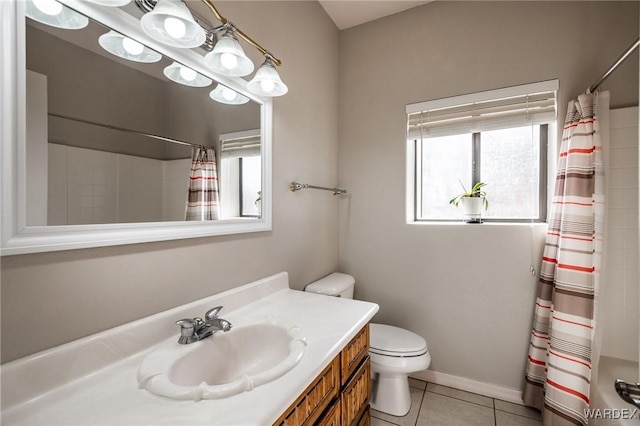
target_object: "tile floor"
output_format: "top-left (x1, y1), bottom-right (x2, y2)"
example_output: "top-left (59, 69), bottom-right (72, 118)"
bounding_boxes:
top-left (370, 378), bottom-right (542, 426)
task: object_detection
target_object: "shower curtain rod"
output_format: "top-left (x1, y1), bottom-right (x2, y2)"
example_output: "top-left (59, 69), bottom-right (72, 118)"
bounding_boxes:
top-left (588, 37), bottom-right (639, 93)
top-left (48, 113), bottom-right (202, 149)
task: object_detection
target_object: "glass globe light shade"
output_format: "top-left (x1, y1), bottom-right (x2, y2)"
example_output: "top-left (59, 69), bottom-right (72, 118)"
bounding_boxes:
top-left (209, 84), bottom-right (250, 105)
top-left (98, 31), bottom-right (162, 63)
top-left (204, 30), bottom-right (254, 77)
top-left (140, 0), bottom-right (205, 48)
top-left (163, 17), bottom-right (186, 39)
top-left (122, 38), bottom-right (144, 55)
top-left (247, 58), bottom-right (288, 97)
top-left (163, 62), bottom-right (212, 87)
top-left (25, 0), bottom-right (89, 30)
top-left (179, 66), bottom-right (197, 82)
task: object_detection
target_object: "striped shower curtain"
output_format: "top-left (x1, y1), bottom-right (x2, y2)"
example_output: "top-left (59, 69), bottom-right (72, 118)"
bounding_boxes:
top-left (523, 91), bottom-right (608, 425)
top-left (185, 146), bottom-right (220, 221)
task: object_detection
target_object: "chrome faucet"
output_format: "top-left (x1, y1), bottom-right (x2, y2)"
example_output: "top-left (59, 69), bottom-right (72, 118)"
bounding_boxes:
top-left (175, 306), bottom-right (233, 344)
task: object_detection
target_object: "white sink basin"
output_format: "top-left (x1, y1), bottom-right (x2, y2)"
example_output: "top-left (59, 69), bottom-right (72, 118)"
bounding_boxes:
top-left (137, 316), bottom-right (306, 400)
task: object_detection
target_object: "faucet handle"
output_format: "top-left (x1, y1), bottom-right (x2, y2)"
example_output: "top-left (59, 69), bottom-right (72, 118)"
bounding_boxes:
top-left (176, 318), bottom-right (197, 337)
top-left (205, 306), bottom-right (224, 320)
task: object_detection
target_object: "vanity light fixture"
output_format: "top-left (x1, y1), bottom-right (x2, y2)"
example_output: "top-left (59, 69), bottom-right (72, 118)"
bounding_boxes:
top-left (139, 0), bottom-right (206, 48)
top-left (247, 55), bottom-right (288, 97)
top-left (163, 62), bottom-right (212, 87)
top-left (134, 0), bottom-right (287, 98)
top-left (98, 30), bottom-right (162, 63)
top-left (209, 84), bottom-right (249, 105)
top-left (25, 0), bottom-right (89, 30)
top-left (204, 26), bottom-right (254, 77)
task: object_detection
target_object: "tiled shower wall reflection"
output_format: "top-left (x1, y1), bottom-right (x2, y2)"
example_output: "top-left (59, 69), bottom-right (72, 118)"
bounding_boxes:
top-left (48, 144), bottom-right (190, 225)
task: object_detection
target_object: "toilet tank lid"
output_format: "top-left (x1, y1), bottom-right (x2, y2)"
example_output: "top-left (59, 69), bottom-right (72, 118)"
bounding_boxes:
top-left (305, 272), bottom-right (355, 296)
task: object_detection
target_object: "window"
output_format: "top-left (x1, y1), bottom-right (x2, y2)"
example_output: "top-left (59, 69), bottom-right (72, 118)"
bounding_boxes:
top-left (407, 80), bottom-right (558, 223)
top-left (238, 156), bottom-right (261, 217)
top-left (219, 130), bottom-right (262, 218)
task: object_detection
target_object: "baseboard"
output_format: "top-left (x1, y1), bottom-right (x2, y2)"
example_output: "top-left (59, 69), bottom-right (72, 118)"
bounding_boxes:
top-left (411, 370), bottom-right (524, 405)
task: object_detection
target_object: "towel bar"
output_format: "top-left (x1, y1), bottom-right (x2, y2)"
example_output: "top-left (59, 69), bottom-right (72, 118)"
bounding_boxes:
top-left (290, 182), bottom-right (347, 196)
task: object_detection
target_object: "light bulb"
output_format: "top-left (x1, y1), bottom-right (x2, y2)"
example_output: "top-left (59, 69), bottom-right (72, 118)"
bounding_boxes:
top-left (220, 52), bottom-right (238, 70)
top-left (122, 37), bottom-right (144, 55)
top-left (222, 87), bottom-right (237, 101)
top-left (260, 80), bottom-right (276, 93)
top-left (164, 17), bottom-right (186, 39)
top-left (32, 0), bottom-right (63, 15)
top-left (179, 66), bottom-right (197, 81)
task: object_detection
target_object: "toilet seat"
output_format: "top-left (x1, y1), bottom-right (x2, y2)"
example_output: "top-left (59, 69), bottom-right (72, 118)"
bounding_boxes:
top-left (370, 323), bottom-right (428, 357)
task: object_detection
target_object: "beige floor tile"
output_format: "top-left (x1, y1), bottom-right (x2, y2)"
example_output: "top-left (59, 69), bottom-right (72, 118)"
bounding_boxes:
top-left (371, 416), bottom-right (399, 426)
top-left (417, 392), bottom-right (495, 426)
top-left (371, 385), bottom-right (424, 426)
top-left (495, 410), bottom-right (543, 426)
top-left (409, 377), bottom-right (427, 390)
top-left (494, 399), bottom-right (542, 420)
top-left (426, 383), bottom-right (494, 408)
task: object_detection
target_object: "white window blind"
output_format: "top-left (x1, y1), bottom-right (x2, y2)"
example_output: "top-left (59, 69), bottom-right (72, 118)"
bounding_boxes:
top-left (220, 129), bottom-right (261, 158)
top-left (406, 80), bottom-right (558, 139)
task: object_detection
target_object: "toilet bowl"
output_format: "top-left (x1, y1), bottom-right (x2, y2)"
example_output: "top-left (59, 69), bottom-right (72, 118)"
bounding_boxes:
top-left (369, 323), bottom-right (430, 416)
top-left (305, 273), bottom-right (431, 417)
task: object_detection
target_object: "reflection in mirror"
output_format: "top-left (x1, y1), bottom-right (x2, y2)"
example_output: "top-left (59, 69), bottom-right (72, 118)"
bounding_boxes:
top-left (25, 12), bottom-right (261, 226)
top-left (219, 130), bottom-right (261, 219)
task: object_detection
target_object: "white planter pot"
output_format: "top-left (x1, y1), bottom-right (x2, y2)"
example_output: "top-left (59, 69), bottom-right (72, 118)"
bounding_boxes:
top-left (459, 197), bottom-right (485, 223)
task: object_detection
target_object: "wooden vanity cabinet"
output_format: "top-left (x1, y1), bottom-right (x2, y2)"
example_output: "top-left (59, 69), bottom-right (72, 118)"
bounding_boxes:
top-left (340, 355), bottom-right (370, 426)
top-left (339, 325), bottom-right (370, 426)
top-left (317, 398), bottom-right (341, 426)
top-left (275, 324), bottom-right (371, 426)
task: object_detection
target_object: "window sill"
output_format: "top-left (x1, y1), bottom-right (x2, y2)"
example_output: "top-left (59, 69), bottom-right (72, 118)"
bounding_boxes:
top-left (408, 221), bottom-right (548, 227)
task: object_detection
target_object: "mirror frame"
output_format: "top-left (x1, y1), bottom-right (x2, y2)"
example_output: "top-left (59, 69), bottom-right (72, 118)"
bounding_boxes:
top-left (0, 0), bottom-right (273, 256)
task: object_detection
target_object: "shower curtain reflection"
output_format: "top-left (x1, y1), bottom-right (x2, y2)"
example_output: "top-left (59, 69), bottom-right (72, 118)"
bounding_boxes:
top-left (185, 146), bottom-right (220, 221)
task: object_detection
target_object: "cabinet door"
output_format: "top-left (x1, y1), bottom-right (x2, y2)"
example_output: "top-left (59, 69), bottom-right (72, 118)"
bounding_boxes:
top-left (341, 357), bottom-right (370, 426)
top-left (275, 357), bottom-right (340, 426)
top-left (341, 324), bottom-right (369, 387)
top-left (317, 397), bottom-right (341, 426)
top-left (355, 408), bottom-right (370, 426)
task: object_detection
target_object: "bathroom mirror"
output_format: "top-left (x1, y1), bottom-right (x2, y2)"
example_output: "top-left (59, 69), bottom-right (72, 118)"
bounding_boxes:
top-left (0, 0), bottom-right (273, 256)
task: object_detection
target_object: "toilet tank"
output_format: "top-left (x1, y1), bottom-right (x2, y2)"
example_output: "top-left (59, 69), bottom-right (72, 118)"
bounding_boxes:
top-left (305, 272), bottom-right (355, 299)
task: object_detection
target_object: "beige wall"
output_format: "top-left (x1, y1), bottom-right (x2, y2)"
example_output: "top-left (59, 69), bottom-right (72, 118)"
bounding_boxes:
top-left (338, 1), bottom-right (639, 390)
top-left (1, 1), bottom-right (340, 363)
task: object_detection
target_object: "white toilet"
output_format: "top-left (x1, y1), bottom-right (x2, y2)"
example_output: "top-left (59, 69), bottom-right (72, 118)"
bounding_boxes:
top-left (305, 272), bottom-right (431, 417)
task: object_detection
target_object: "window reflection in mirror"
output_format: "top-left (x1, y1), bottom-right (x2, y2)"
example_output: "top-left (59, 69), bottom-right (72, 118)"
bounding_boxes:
top-left (24, 13), bottom-right (261, 226)
top-left (218, 130), bottom-right (261, 218)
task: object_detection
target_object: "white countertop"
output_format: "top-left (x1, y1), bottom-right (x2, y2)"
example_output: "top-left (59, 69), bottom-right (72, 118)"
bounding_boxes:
top-left (1, 272), bottom-right (379, 426)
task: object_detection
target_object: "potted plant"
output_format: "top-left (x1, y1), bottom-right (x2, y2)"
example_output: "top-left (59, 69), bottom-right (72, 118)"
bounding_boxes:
top-left (255, 191), bottom-right (262, 216)
top-left (449, 181), bottom-right (489, 223)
